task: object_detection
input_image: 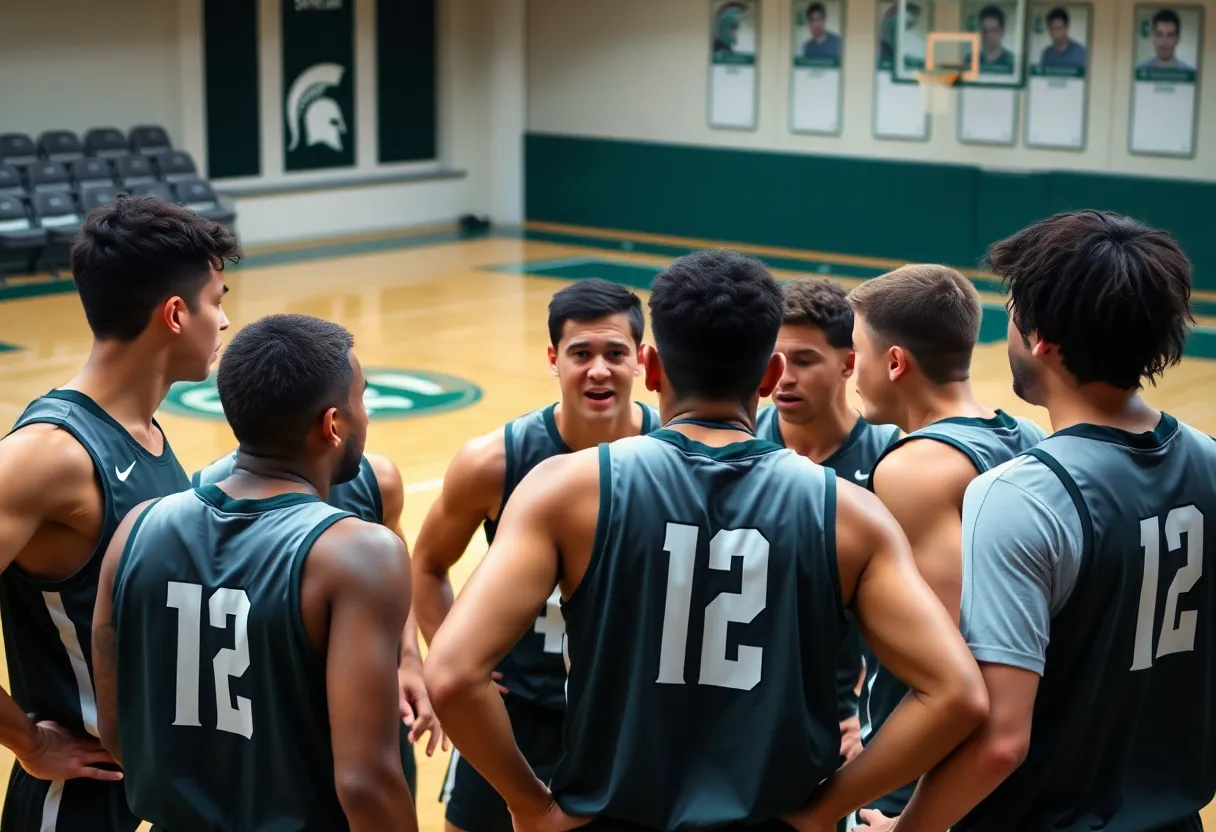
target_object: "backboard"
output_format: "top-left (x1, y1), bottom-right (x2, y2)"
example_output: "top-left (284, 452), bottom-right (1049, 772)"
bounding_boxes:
top-left (893, 0), bottom-right (1029, 87)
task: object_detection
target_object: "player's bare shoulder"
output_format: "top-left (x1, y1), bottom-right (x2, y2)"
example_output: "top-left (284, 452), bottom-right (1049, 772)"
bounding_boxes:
top-left (440, 425), bottom-right (509, 513)
top-left (871, 437), bottom-right (976, 507)
top-left (304, 515), bottom-right (410, 603)
top-left (0, 422), bottom-right (104, 542)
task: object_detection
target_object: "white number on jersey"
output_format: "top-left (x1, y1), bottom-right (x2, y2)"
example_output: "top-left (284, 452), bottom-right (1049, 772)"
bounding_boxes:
top-left (655, 523), bottom-right (769, 691)
top-left (166, 582), bottom-right (254, 738)
top-left (1131, 506), bottom-right (1204, 671)
top-left (534, 589), bottom-right (566, 654)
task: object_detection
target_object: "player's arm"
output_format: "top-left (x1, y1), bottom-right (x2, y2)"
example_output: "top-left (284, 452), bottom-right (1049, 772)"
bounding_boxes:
top-left (313, 520), bottom-right (417, 832)
top-left (785, 480), bottom-right (988, 829)
top-left (893, 468), bottom-right (1079, 832)
top-left (411, 431), bottom-right (505, 646)
top-left (870, 441), bottom-right (975, 621)
top-left (365, 452), bottom-right (447, 756)
top-left (424, 451), bottom-right (595, 825)
top-left (0, 427), bottom-right (124, 781)
top-left (92, 498), bottom-right (159, 766)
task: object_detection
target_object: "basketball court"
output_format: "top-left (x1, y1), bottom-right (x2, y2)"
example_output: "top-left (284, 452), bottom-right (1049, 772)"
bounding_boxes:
top-left (0, 224), bottom-right (1214, 829)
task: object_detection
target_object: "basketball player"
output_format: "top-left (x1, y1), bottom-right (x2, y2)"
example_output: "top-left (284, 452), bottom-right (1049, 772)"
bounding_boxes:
top-left (193, 449), bottom-right (447, 794)
top-left (413, 278), bottom-right (659, 832)
top-left (843, 265), bottom-right (1046, 829)
top-left (894, 211), bottom-right (1215, 831)
top-left (424, 249), bottom-right (989, 832)
top-left (0, 195), bottom-right (237, 831)
top-left (91, 313), bottom-right (415, 831)
top-left (757, 277), bottom-right (899, 763)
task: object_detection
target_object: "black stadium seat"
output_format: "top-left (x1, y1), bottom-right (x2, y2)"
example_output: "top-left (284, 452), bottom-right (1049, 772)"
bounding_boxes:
top-left (130, 182), bottom-right (177, 204)
top-left (0, 134), bottom-right (38, 170)
top-left (37, 130), bottom-right (84, 164)
top-left (114, 154), bottom-right (156, 188)
top-left (0, 164), bottom-right (24, 197)
top-left (32, 192), bottom-right (83, 273)
top-left (83, 127), bottom-right (129, 159)
top-left (129, 125), bottom-right (172, 156)
top-left (0, 195), bottom-right (45, 277)
top-left (70, 158), bottom-right (114, 190)
top-left (153, 151), bottom-right (199, 183)
top-left (173, 180), bottom-right (236, 228)
top-left (79, 185), bottom-right (119, 213)
top-left (27, 162), bottom-right (72, 194)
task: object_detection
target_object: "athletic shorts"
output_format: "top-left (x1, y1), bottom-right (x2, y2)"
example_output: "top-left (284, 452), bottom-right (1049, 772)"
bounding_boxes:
top-left (441, 697), bottom-right (564, 832)
top-left (400, 721), bottom-right (417, 798)
top-left (2, 764), bottom-right (141, 832)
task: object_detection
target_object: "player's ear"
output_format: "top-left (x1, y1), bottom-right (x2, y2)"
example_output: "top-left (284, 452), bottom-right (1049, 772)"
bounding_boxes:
top-left (641, 344), bottom-right (663, 393)
top-left (757, 352), bottom-right (785, 398)
top-left (841, 349), bottom-right (856, 379)
top-left (160, 296), bottom-right (187, 335)
top-left (887, 345), bottom-right (908, 382)
top-left (319, 406), bottom-right (343, 448)
top-left (547, 344), bottom-right (559, 377)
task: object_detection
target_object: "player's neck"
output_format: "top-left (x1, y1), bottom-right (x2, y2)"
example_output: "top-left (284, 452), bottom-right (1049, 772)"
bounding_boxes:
top-left (61, 339), bottom-right (176, 432)
top-left (898, 380), bottom-right (992, 434)
top-left (662, 399), bottom-right (756, 446)
top-left (227, 451), bottom-right (330, 501)
top-left (778, 396), bottom-right (857, 463)
top-left (554, 399), bottom-right (640, 452)
top-left (1042, 385), bottom-right (1161, 435)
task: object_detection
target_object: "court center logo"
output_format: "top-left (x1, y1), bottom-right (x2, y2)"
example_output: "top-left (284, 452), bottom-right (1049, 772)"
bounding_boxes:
top-left (286, 62), bottom-right (348, 153)
top-left (160, 369), bottom-right (482, 422)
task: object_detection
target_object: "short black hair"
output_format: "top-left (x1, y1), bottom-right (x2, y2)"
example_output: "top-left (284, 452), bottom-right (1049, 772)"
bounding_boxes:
top-left (649, 249), bottom-right (783, 401)
top-left (217, 314), bottom-right (356, 453)
top-left (1047, 7), bottom-right (1069, 25)
top-left (979, 4), bottom-right (1005, 28)
top-left (808, 2), bottom-right (826, 18)
top-left (71, 195), bottom-right (240, 341)
top-left (986, 210), bottom-right (1193, 390)
top-left (547, 279), bottom-right (644, 346)
top-left (1153, 8), bottom-right (1181, 30)
top-left (782, 278), bottom-right (854, 349)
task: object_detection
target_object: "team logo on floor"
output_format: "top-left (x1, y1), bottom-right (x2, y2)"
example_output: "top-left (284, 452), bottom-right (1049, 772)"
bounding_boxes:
top-left (160, 368), bottom-right (482, 421)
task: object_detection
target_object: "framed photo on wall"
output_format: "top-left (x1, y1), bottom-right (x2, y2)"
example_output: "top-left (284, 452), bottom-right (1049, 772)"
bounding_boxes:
top-left (1129, 4), bottom-right (1203, 157)
top-left (1025, 2), bottom-right (1091, 150)
top-left (709, 0), bottom-right (760, 130)
top-left (791, 0), bottom-right (845, 135)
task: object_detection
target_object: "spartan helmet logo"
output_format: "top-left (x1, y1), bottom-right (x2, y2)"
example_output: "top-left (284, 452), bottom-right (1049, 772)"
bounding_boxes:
top-left (286, 63), bottom-right (348, 153)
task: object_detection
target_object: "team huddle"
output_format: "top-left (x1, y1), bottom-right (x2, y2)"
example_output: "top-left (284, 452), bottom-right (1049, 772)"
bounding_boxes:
top-left (0, 195), bottom-right (1211, 832)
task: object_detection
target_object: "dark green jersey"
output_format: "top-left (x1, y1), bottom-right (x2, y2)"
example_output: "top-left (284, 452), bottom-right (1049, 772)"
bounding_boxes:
top-left (859, 410), bottom-right (1047, 815)
top-left (487, 401), bottom-right (660, 711)
top-left (756, 406), bottom-right (899, 720)
top-left (956, 416), bottom-right (1216, 832)
top-left (551, 428), bottom-right (845, 830)
top-left (0, 389), bottom-right (189, 739)
top-left (192, 451), bottom-right (384, 523)
top-left (112, 486), bottom-right (356, 831)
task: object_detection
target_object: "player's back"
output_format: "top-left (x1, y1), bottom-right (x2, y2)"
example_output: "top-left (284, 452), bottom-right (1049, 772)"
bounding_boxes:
top-left (111, 484), bottom-right (355, 831)
top-left (957, 416), bottom-right (1216, 832)
top-left (550, 427), bottom-right (844, 832)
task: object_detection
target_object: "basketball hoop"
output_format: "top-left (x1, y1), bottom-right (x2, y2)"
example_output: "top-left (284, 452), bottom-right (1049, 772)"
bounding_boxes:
top-left (916, 70), bottom-right (962, 115)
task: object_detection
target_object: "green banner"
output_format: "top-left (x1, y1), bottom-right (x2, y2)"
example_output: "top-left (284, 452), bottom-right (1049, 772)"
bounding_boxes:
top-left (204, 0), bottom-right (261, 179)
top-left (282, 0), bottom-right (355, 172)
top-left (377, 0), bottom-right (437, 163)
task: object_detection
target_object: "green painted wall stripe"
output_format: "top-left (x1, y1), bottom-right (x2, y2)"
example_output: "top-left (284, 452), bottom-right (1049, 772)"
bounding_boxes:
top-left (377, 0), bottom-right (438, 163)
top-left (523, 132), bottom-right (1216, 292)
top-left (203, 0), bottom-right (261, 179)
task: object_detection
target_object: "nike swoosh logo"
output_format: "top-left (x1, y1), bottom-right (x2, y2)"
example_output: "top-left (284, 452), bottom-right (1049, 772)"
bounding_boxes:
top-left (854, 470), bottom-right (868, 481)
top-left (116, 461), bottom-right (135, 482)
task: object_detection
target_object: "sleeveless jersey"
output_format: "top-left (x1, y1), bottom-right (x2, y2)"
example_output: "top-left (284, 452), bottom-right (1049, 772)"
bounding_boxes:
top-left (0, 389), bottom-right (189, 739)
top-left (859, 409), bottom-right (1047, 815)
top-left (550, 429), bottom-right (845, 830)
top-left (957, 416), bottom-right (1216, 832)
top-left (487, 401), bottom-right (660, 711)
top-left (193, 451), bottom-right (384, 523)
top-left (112, 486), bottom-right (355, 831)
top-left (756, 406), bottom-right (899, 720)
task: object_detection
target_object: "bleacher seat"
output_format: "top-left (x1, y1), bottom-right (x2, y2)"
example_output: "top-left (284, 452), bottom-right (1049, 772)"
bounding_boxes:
top-left (37, 131), bottom-right (84, 164)
top-left (0, 134), bottom-right (39, 170)
top-left (83, 127), bottom-right (129, 159)
top-left (114, 154), bottom-right (156, 188)
top-left (130, 182), bottom-right (177, 204)
top-left (70, 158), bottom-right (114, 191)
top-left (27, 162), bottom-right (73, 194)
top-left (153, 151), bottom-right (199, 184)
top-left (173, 181), bottom-right (236, 228)
top-left (32, 192), bottom-right (83, 273)
top-left (79, 185), bottom-right (119, 213)
top-left (0, 195), bottom-right (45, 277)
top-left (0, 165), bottom-right (24, 197)
top-left (129, 125), bottom-right (172, 156)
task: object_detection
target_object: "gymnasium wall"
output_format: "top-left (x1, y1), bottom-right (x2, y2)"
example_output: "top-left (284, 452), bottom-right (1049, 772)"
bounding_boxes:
top-left (524, 0), bottom-right (1216, 288)
top-left (0, 0), bottom-right (521, 248)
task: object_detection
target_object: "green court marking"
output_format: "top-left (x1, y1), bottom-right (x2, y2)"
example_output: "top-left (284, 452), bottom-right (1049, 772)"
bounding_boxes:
top-left (0, 341), bottom-right (19, 352)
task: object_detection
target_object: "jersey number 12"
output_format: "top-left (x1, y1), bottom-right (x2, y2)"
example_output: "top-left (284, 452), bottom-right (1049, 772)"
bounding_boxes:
top-left (166, 582), bottom-right (253, 738)
top-left (656, 523), bottom-right (768, 691)
top-left (1131, 506), bottom-right (1203, 671)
